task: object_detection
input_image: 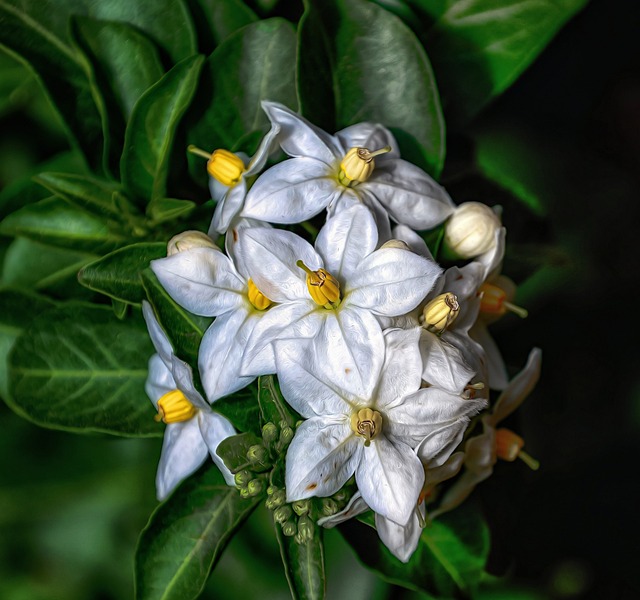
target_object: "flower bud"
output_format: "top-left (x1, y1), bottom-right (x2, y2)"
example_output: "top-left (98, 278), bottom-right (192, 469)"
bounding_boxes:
top-left (282, 520), bottom-right (297, 537)
top-left (422, 292), bottom-right (460, 334)
top-left (297, 515), bottom-right (314, 542)
top-left (292, 499), bottom-right (310, 516)
top-left (247, 478), bottom-right (265, 497)
top-left (273, 505), bottom-right (293, 524)
top-left (246, 444), bottom-right (268, 464)
top-left (167, 230), bottom-right (218, 256)
top-left (234, 469), bottom-right (252, 488)
top-left (320, 498), bottom-right (338, 517)
top-left (207, 149), bottom-right (245, 187)
top-left (338, 146), bottom-right (391, 186)
top-left (265, 489), bottom-right (286, 510)
top-left (278, 426), bottom-right (295, 448)
top-left (239, 487), bottom-right (251, 499)
top-left (262, 422), bottom-right (279, 444)
top-left (444, 202), bottom-right (501, 259)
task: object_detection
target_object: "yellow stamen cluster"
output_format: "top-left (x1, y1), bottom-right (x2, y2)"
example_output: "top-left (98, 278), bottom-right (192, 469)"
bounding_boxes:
top-left (479, 282), bottom-right (528, 319)
top-left (207, 149), bottom-right (245, 187)
top-left (247, 278), bottom-right (272, 311)
top-left (155, 389), bottom-right (197, 424)
top-left (422, 292), bottom-right (460, 334)
top-left (495, 428), bottom-right (539, 470)
top-left (350, 408), bottom-right (383, 447)
top-left (338, 145), bottom-right (391, 186)
top-left (296, 260), bottom-right (341, 309)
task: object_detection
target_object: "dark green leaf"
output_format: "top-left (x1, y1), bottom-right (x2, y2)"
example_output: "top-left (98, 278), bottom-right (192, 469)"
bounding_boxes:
top-left (7, 304), bottom-right (159, 437)
top-left (189, 0), bottom-right (258, 52)
top-left (423, 0), bottom-right (589, 126)
top-left (135, 463), bottom-right (262, 600)
top-left (141, 268), bottom-right (212, 367)
top-left (121, 55), bottom-right (204, 204)
top-left (213, 389), bottom-right (261, 435)
top-left (216, 432), bottom-right (262, 473)
top-left (147, 197), bottom-right (197, 225)
top-left (112, 298), bottom-right (129, 320)
top-left (275, 522), bottom-right (326, 600)
top-left (298, 0), bottom-right (445, 176)
top-left (78, 242), bottom-right (167, 304)
top-left (257, 375), bottom-right (297, 428)
top-left (0, 196), bottom-right (127, 253)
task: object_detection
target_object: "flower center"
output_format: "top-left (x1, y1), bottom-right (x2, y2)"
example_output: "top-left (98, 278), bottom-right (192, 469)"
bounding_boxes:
top-left (479, 283), bottom-right (528, 319)
top-left (350, 408), bottom-right (383, 447)
top-left (421, 292), bottom-right (460, 334)
top-left (338, 145), bottom-right (391, 186)
top-left (247, 278), bottom-right (272, 310)
top-left (494, 428), bottom-right (539, 470)
top-left (188, 145), bottom-right (245, 187)
top-left (296, 260), bottom-right (341, 309)
top-left (154, 389), bottom-right (197, 424)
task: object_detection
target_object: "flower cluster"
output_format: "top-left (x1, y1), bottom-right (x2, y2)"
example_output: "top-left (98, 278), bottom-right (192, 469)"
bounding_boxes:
top-left (142, 102), bottom-right (541, 562)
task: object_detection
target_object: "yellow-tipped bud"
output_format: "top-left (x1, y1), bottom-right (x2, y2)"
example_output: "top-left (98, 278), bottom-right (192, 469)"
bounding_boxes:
top-left (350, 408), bottom-right (383, 447)
top-left (247, 278), bottom-right (272, 310)
top-left (495, 428), bottom-right (540, 470)
top-left (167, 230), bottom-right (218, 256)
top-left (479, 282), bottom-right (528, 319)
top-left (422, 293), bottom-right (460, 334)
top-left (338, 145), bottom-right (391, 186)
top-left (207, 149), bottom-right (245, 187)
top-left (296, 260), bottom-right (341, 309)
top-left (155, 389), bottom-right (197, 424)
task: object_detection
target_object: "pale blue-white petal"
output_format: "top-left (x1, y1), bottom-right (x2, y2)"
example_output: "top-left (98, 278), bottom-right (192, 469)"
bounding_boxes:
top-left (391, 224), bottom-right (433, 259)
top-left (209, 175), bottom-right (229, 203)
top-left (328, 190), bottom-right (393, 244)
top-left (155, 419), bottom-right (208, 501)
top-left (356, 436), bottom-right (424, 526)
top-left (169, 355), bottom-right (208, 411)
top-left (197, 410), bottom-right (237, 486)
top-left (209, 179), bottom-right (248, 235)
top-left (420, 331), bottom-right (476, 395)
top-left (415, 422), bottom-right (467, 468)
top-left (225, 218), bottom-right (272, 281)
top-left (151, 248), bottom-right (245, 317)
top-left (316, 205), bottom-right (378, 281)
top-left (142, 301), bottom-right (174, 369)
top-left (376, 511), bottom-right (422, 564)
top-left (469, 323), bottom-right (508, 390)
top-left (146, 354), bottom-right (175, 408)
top-left (245, 121), bottom-right (281, 175)
top-left (285, 418), bottom-right (361, 501)
top-left (335, 122), bottom-right (399, 160)
top-left (317, 492), bottom-right (368, 528)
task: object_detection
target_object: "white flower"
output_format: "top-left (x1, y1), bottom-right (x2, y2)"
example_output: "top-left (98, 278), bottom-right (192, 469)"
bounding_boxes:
top-left (276, 327), bottom-right (485, 527)
top-left (239, 101), bottom-right (454, 232)
top-left (142, 302), bottom-right (236, 500)
top-left (443, 202), bottom-right (502, 259)
top-left (236, 205), bottom-right (442, 395)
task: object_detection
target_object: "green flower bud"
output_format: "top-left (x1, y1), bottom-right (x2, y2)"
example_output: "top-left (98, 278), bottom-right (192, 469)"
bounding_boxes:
top-left (247, 444), bottom-right (268, 464)
top-left (321, 498), bottom-right (338, 517)
top-left (273, 505), bottom-right (293, 524)
top-left (265, 489), bottom-right (286, 510)
top-left (282, 520), bottom-right (297, 537)
top-left (279, 426), bottom-right (294, 447)
top-left (292, 499), bottom-right (310, 516)
top-left (297, 515), bottom-right (314, 542)
top-left (239, 487), bottom-right (251, 499)
top-left (262, 422), bottom-right (278, 444)
top-left (247, 479), bottom-right (264, 497)
top-left (234, 469), bottom-right (252, 487)
top-left (267, 485), bottom-right (278, 496)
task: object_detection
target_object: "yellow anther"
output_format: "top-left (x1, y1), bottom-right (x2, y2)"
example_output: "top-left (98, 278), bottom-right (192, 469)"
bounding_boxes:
top-left (479, 283), bottom-right (528, 319)
top-left (422, 292), bottom-right (460, 334)
top-left (188, 145), bottom-right (245, 187)
top-left (495, 428), bottom-right (539, 470)
top-left (247, 278), bottom-right (272, 311)
top-left (155, 389), bottom-right (197, 424)
top-left (338, 145), bottom-right (391, 186)
top-left (350, 408), bottom-right (383, 447)
top-left (296, 260), bottom-right (341, 309)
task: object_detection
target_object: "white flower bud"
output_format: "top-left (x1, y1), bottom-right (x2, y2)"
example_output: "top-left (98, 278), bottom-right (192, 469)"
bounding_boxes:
top-left (444, 202), bottom-right (501, 259)
top-left (167, 231), bottom-right (218, 256)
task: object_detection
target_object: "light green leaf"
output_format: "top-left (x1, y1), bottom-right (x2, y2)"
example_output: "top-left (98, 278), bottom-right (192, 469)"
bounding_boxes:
top-left (78, 242), bottom-right (167, 304)
top-left (298, 0), bottom-right (445, 176)
top-left (423, 0), bottom-right (589, 125)
top-left (135, 463), bottom-right (262, 600)
top-left (121, 55), bottom-right (204, 204)
top-left (216, 432), bottom-right (263, 473)
top-left (257, 375), bottom-right (297, 428)
top-left (7, 304), bottom-right (159, 437)
top-left (212, 389), bottom-right (261, 436)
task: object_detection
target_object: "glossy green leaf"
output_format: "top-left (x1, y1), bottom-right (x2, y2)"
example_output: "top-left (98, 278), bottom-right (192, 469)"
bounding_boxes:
top-left (7, 304), bottom-right (159, 437)
top-left (121, 55), bottom-right (204, 204)
top-left (213, 389), bottom-right (261, 435)
top-left (275, 523), bottom-right (326, 600)
top-left (186, 18), bottom-right (297, 155)
top-left (342, 502), bottom-right (489, 598)
top-left (298, 0), bottom-right (445, 176)
top-left (141, 268), bottom-right (212, 367)
top-left (257, 375), bottom-right (297, 428)
top-left (135, 463), bottom-right (262, 600)
top-left (0, 196), bottom-right (127, 253)
top-left (216, 432), bottom-right (263, 473)
top-left (147, 197), bottom-right (197, 224)
top-left (78, 242), bottom-right (167, 304)
top-left (190, 0), bottom-right (258, 52)
top-left (423, 0), bottom-right (589, 125)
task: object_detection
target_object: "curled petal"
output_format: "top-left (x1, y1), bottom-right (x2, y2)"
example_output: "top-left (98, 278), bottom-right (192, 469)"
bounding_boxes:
top-left (470, 323), bottom-right (508, 390)
top-left (209, 179), bottom-right (248, 235)
top-left (391, 224), bottom-right (433, 260)
top-left (376, 511), bottom-right (422, 564)
top-left (420, 332), bottom-right (476, 395)
top-left (317, 492), bottom-right (369, 528)
top-left (142, 302), bottom-right (174, 368)
top-left (245, 121), bottom-right (281, 176)
top-left (198, 411), bottom-right (236, 486)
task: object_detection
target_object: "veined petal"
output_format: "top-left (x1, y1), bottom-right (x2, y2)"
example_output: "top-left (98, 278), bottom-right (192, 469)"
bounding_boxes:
top-left (470, 323), bottom-right (508, 390)
top-left (261, 101), bottom-right (343, 163)
top-left (376, 511), bottom-right (422, 564)
top-left (142, 301), bottom-right (174, 368)
top-left (146, 354), bottom-right (176, 408)
top-left (347, 248), bottom-right (441, 316)
top-left (199, 309), bottom-right (257, 403)
top-left (317, 492), bottom-right (368, 528)
top-left (336, 122), bottom-right (399, 160)
top-left (316, 205), bottom-right (378, 281)
top-left (328, 191), bottom-right (393, 244)
top-left (151, 248), bottom-right (245, 317)
top-left (415, 422), bottom-right (467, 468)
top-left (245, 121), bottom-right (281, 176)
top-left (155, 419), bottom-right (208, 501)
top-left (241, 158), bottom-right (341, 224)
top-left (391, 224), bottom-right (433, 260)
top-left (197, 411), bottom-right (236, 486)
top-left (209, 179), bottom-right (248, 235)
top-left (285, 418), bottom-right (360, 501)
top-left (225, 218), bottom-right (272, 281)
top-left (420, 332), bottom-right (476, 395)
top-left (356, 436), bottom-right (424, 525)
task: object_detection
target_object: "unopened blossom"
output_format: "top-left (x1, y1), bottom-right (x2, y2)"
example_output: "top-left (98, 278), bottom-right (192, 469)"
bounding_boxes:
top-left (276, 328), bottom-right (485, 527)
top-left (443, 202), bottom-right (502, 259)
top-left (240, 101), bottom-right (454, 233)
top-left (167, 230), bottom-right (218, 255)
top-left (142, 302), bottom-right (235, 500)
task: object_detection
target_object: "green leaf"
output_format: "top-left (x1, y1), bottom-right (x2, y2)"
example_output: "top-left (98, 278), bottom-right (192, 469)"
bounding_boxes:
top-left (141, 268), bottom-right (212, 367)
top-left (135, 463), bottom-right (262, 600)
top-left (189, 0), bottom-right (258, 52)
top-left (0, 196), bottom-right (127, 253)
top-left (112, 298), bottom-right (129, 320)
top-left (213, 388), bottom-right (261, 435)
top-left (78, 242), bottom-right (167, 304)
top-left (147, 197), bottom-right (197, 225)
top-left (7, 304), bottom-right (159, 437)
top-left (298, 0), bottom-right (445, 177)
top-left (216, 432), bottom-right (262, 473)
top-left (257, 375), bottom-right (297, 428)
top-left (423, 0), bottom-right (589, 126)
top-left (121, 55), bottom-right (204, 205)
top-left (274, 523), bottom-right (326, 600)
top-left (342, 502), bottom-right (490, 598)
top-left (186, 18), bottom-right (297, 155)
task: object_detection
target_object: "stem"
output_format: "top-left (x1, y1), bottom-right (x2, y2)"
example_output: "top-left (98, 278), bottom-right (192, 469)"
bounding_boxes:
top-left (187, 144), bottom-right (212, 160)
top-left (518, 450), bottom-right (540, 471)
top-left (300, 220), bottom-right (319, 237)
top-left (504, 301), bottom-right (529, 319)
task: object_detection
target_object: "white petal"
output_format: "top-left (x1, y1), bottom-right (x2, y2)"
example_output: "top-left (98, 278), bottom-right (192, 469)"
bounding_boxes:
top-left (209, 179), bottom-right (248, 235)
top-left (146, 354), bottom-right (175, 408)
top-left (376, 511), bottom-right (422, 564)
top-left (142, 301), bottom-right (173, 367)
top-left (198, 411), bottom-right (236, 486)
top-left (317, 492), bottom-right (368, 528)
top-left (169, 355), bottom-right (209, 411)
top-left (199, 309), bottom-right (257, 402)
top-left (415, 422), bottom-right (467, 467)
top-left (316, 205), bottom-right (378, 280)
top-left (356, 436), bottom-right (424, 525)
top-left (478, 226), bottom-right (505, 281)
top-left (285, 418), bottom-right (361, 501)
top-left (347, 247), bottom-right (441, 316)
top-left (245, 121), bottom-right (281, 175)
top-left (391, 224), bottom-right (433, 259)
top-left (423, 451), bottom-right (464, 490)
top-left (155, 419), bottom-right (208, 501)
top-left (420, 332), bottom-right (476, 395)
top-left (336, 122), bottom-right (399, 160)
top-left (261, 100), bottom-right (343, 163)
top-left (150, 248), bottom-right (244, 316)
top-left (469, 323), bottom-right (508, 390)
top-left (208, 175), bottom-right (229, 202)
